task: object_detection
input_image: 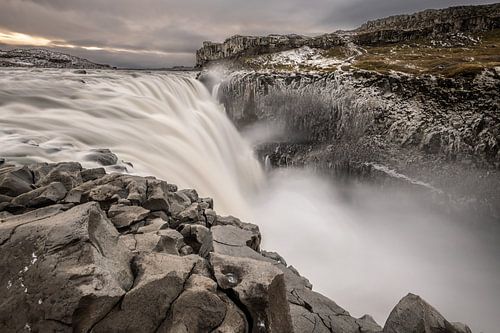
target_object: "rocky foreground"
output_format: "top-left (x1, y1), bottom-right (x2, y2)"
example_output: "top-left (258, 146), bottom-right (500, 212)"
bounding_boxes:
top-left (0, 160), bottom-right (472, 332)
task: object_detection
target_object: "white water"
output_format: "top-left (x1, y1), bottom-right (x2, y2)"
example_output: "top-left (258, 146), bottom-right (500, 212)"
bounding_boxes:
top-left (1, 69), bottom-right (499, 332)
top-left (0, 68), bottom-right (263, 218)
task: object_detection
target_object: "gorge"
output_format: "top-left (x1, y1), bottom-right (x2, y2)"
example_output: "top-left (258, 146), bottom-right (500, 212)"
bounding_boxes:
top-left (1, 2), bottom-right (499, 333)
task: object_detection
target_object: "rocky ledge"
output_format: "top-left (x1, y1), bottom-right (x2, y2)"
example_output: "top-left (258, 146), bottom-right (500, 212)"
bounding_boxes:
top-left (0, 161), bottom-right (471, 332)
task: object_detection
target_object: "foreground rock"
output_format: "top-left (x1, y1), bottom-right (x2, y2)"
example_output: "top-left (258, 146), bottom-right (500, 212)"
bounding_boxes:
top-left (0, 161), bottom-right (471, 332)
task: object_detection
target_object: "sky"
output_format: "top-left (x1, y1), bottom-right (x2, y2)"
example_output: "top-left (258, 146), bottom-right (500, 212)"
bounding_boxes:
top-left (0, 0), bottom-right (496, 68)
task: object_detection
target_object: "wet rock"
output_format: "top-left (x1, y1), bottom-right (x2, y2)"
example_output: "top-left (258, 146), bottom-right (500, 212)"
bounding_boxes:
top-left (202, 224), bottom-right (263, 260)
top-left (107, 204), bottom-right (150, 229)
top-left (168, 191), bottom-right (192, 215)
top-left (157, 274), bottom-right (229, 332)
top-left (143, 179), bottom-right (170, 212)
top-left (210, 253), bottom-right (294, 333)
top-left (171, 202), bottom-right (204, 228)
top-left (92, 253), bottom-right (201, 333)
top-left (11, 182), bottom-right (67, 208)
top-left (0, 165), bottom-right (34, 197)
top-left (178, 188), bottom-right (199, 203)
top-left (30, 162), bottom-right (82, 190)
top-left (214, 215), bottom-right (261, 250)
top-left (358, 314), bottom-right (382, 332)
top-left (80, 167), bottom-right (106, 182)
top-left (261, 250), bottom-right (287, 266)
top-left (136, 217), bottom-right (168, 233)
top-left (85, 148), bottom-right (119, 166)
top-left (179, 224), bottom-right (211, 254)
top-left (383, 293), bottom-right (469, 333)
top-left (0, 202), bottom-right (133, 332)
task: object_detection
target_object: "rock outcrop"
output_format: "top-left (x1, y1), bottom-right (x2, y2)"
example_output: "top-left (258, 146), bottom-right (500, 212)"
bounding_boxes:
top-left (196, 3), bottom-right (500, 66)
top-left (0, 48), bottom-right (111, 69)
top-left (0, 161), bottom-right (472, 332)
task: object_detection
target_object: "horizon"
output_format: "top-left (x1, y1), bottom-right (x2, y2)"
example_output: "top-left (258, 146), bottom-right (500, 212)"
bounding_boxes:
top-left (0, 0), bottom-right (496, 68)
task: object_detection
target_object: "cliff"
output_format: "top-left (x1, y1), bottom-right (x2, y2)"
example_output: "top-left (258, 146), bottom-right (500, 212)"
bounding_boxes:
top-left (0, 48), bottom-right (111, 69)
top-left (0, 160), bottom-right (472, 332)
top-left (196, 3), bottom-right (500, 67)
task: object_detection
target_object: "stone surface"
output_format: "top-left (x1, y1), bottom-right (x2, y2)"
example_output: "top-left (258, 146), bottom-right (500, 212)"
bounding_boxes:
top-left (210, 253), bottom-right (294, 333)
top-left (383, 293), bottom-right (469, 333)
top-left (107, 204), bottom-right (150, 228)
top-left (0, 162), bottom-right (473, 332)
top-left (0, 202), bottom-right (132, 332)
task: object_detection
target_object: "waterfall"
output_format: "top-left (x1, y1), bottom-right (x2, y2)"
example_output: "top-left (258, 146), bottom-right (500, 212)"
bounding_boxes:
top-left (0, 69), bottom-right (264, 218)
top-left (1, 68), bottom-right (498, 333)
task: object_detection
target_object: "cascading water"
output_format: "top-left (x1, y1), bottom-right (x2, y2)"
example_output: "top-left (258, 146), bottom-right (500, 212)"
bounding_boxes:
top-left (1, 68), bottom-right (499, 333)
top-left (0, 68), bottom-right (263, 219)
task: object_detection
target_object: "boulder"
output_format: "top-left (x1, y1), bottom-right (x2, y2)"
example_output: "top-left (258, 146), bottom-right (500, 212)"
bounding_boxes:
top-left (210, 253), bottom-right (293, 333)
top-left (80, 167), bottom-right (106, 182)
top-left (201, 224), bottom-right (263, 260)
top-left (383, 293), bottom-right (469, 333)
top-left (30, 162), bottom-right (82, 190)
top-left (92, 253), bottom-right (202, 333)
top-left (107, 204), bottom-right (150, 229)
top-left (0, 202), bottom-right (133, 332)
top-left (0, 166), bottom-right (34, 197)
top-left (85, 148), bottom-right (118, 166)
top-left (11, 182), bottom-right (67, 208)
top-left (143, 179), bottom-right (170, 212)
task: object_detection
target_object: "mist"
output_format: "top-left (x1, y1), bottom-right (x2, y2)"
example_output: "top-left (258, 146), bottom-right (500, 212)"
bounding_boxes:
top-left (253, 168), bottom-right (500, 333)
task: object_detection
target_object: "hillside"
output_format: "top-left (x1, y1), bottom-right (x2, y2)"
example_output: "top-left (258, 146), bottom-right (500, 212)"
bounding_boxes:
top-left (0, 48), bottom-right (111, 69)
top-left (196, 3), bottom-right (500, 77)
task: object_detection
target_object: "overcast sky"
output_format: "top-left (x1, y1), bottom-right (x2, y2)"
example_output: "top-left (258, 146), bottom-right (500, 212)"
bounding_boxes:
top-left (0, 0), bottom-right (495, 68)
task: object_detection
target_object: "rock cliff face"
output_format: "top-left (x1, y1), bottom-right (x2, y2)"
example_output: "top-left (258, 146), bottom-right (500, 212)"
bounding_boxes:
top-left (0, 161), bottom-right (472, 332)
top-left (196, 34), bottom-right (343, 67)
top-left (0, 48), bottom-right (111, 69)
top-left (196, 3), bottom-right (500, 66)
top-left (211, 68), bottom-right (500, 219)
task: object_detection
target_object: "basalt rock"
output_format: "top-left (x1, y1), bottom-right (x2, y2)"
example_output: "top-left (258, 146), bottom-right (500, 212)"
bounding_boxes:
top-left (0, 161), bottom-right (472, 332)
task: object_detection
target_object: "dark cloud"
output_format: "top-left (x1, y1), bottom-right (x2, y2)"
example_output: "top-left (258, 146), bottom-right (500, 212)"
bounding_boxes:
top-left (0, 0), bottom-right (495, 67)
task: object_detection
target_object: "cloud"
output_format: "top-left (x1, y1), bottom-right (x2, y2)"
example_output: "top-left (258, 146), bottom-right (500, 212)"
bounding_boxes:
top-left (0, 0), bottom-right (495, 67)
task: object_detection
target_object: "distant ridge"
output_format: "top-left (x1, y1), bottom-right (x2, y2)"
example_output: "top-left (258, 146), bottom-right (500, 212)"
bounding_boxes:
top-left (0, 48), bottom-right (112, 69)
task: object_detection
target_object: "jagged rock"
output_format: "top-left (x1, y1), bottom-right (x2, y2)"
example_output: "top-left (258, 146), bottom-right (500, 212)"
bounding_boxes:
top-left (157, 274), bottom-right (230, 332)
top-left (383, 293), bottom-right (470, 333)
top-left (210, 253), bottom-right (294, 333)
top-left (92, 253), bottom-right (202, 333)
top-left (80, 167), bottom-right (106, 182)
top-left (358, 314), bottom-right (382, 333)
top-left (178, 188), bottom-right (199, 203)
top-left (136, 217), bottom-right (168, 233)
top-left (107, 204), bottom-right (150, 228)
top-left (30, 162), bottom-right (82, 190)
top-left (0, 162), bottom-right (473, 333)
top-left (11, 182), bottom-right (67, 208)
top-left (0, 165), bottom-right (33, 197)
top-left (214, 215), bottom-right (261, 250)
top-left (143, 179), bottom-right (170, 212)
top-left (171, 202), bottom-right (205, 228)
top-left (85, 148), bottom-right (119, 166)
top-left (261, 250), bottom-right (287, 266)
top-left (0, 202), bottom-right (133, 332)
top-left (167, 191), bottom-right (192, 215)
top-left (201, 224), bottom-right (262, 260)
top-left (179, 224), bottom-right (211, 254)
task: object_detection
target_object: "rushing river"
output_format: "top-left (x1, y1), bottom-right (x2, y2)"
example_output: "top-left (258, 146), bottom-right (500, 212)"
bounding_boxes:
top-left (0, 68), bottom-right (498, 332)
